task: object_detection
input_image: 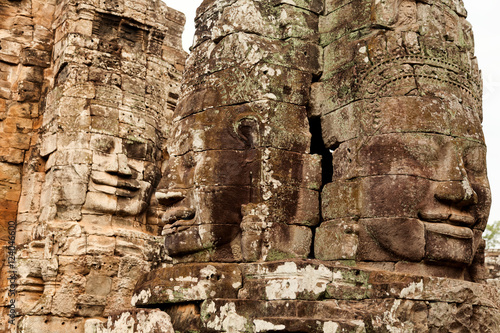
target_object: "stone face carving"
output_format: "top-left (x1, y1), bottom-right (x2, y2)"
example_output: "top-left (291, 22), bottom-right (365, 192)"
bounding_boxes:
top-left (3, 0), bottom-right (498, 331)
top-left (314, 0), bottom-right (489, 280)
top-left (84, 134), bottom-right (158, 216)
top-left (2, 0), bottom-right (186, 331)
top-left (157, 0), bottom-right (323, 263)
top-left (157, 0), bottom-right (490, 279)
top-left (130, 0), bottom-right (499, 332)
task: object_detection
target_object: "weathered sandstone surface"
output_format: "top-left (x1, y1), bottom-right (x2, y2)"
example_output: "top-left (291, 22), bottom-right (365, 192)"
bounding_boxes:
top-left (2, 0), bottom-right (498, 332)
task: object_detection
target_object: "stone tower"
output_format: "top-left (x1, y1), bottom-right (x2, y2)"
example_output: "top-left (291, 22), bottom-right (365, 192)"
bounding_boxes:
top-left (1, 0), bottom-right (186, 331)
top-left (3, 0), bottom-right (499, 332)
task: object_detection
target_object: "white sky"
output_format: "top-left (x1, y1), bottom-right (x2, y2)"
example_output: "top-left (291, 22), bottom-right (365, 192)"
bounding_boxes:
top-left (162, 0), bottom-right (500, 225)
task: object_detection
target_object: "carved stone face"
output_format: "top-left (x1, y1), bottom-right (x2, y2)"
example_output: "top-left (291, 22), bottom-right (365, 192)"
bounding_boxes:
top-left (344, 133), bottom-right (490, 265)
top-left (83, 134), bottom-right (159, 216)
top-left (319, 94), bottom-right (489, 270)
top-left (158, 151), bottom-right (256, 258)
top-left (156, 100), bottom-right (317, 261)
top-left (314, 0), bottom-right (488, 278)
top-left (396, 0), bottom-right (417, 26)
top-left (156, 110), bottom-right (260, 260)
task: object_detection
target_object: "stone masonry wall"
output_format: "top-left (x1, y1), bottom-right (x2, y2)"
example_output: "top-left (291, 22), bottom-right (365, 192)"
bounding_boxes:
top-left (0, 0), bottom-right (56, 329)
top-left (1, 0), bottom-right (186, 331)
top-left (128, 0), bottom-right (500, 331)
top-left (2, 0), bottom-right (498, 332)
top-left (486, 250), bottom-right (500, 281)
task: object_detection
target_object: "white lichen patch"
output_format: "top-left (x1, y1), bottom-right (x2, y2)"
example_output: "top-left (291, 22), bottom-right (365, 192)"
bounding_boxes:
top-left (131, 288), bottom-right (151, 306)
top-left (255, 262), bottom-right (333, 300)
top-left (399, 280), bottom-right (424, 298)
top-left (107, 312), bottom-right (134, 332)
top-left (349, 320), bottom-right (366, 332)
top-left (167, 265), bottom-right (219, 301)
top-left (323, 321), bottom-right (339, 333)
top-left (175, 276), bottom-right (199, 283)
top-left (260, 148), bottom-right (283, 200)
top-left (206, 302), bottom-right (248, 332)
top-left (135, 310), bottom-right (174, 333)
top-left (332, 270), bottom-right (343, 281)
top-left (192, 129), bottom-right (205, 151)
top-left (263, 93), bottom-right (277, 100)
top-left (200, 265), bottom-right (218, 278)
top-left (381, 299), bottom-right (405, 333)
top-left (226, 1), bottom-right (264, 31)
top-left (254, 319), bottom-right (285, 332)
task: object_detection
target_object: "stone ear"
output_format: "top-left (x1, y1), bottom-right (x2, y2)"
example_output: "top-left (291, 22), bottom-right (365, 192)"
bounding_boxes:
top-left (235, 117), bottom-right (260, 148)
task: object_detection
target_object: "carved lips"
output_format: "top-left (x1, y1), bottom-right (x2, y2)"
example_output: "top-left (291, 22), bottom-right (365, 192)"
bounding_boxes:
top-left (91, 171), bottom-right (141, 197)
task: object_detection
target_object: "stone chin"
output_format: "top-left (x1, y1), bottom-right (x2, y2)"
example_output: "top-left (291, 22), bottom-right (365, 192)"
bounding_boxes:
top-left (164, 223), bottom-right (240, 258)
top-left (362, 217), bottom-right (480, 267)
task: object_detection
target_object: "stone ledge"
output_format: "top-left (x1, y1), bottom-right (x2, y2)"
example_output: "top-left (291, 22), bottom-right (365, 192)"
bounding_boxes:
top-left (133, 260), bottom-right (500, 332)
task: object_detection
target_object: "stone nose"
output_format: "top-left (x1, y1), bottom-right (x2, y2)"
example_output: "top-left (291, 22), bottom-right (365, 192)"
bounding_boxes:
top-left (105, 153), bottom-right (132, 177)
top-left (117, 153), bottom-right (132, 176)
top-left (434, 180), bottom-right (478, 208)
top-left (434, 143), bottom-right (477, 208)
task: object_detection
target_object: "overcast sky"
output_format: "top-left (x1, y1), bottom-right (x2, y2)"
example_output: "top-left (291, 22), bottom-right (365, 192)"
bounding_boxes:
top-left (162, 0), bottom-right (500, 226)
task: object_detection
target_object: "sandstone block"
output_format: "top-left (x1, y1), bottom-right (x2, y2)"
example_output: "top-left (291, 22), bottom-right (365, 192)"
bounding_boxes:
top-left (330, 134), bottom-right (486, 182)
top-left (86, 275), bottom-right (113, 296)
top-left (87, 235), bottom-right (116, 255)
top-left (180, 63), bottom-right (312, 110)
top-left (321, 179), bottom-right (361, 220)
top-left (186, 33), bottom-right (321, 84)
top-left (358, 218), bottom-right (425, 262)
top-left (320, 0), bottom-right (371, 45)
top-left (314, 219), bottom-right (359, 260)
top-left (133, 263), bottom-right (243, 306)
top-left (17, 316), bottom-right (85, 333)
top-left (164, 224), bottom-right (241, 259)
top-left (171, 101), bottom-right (311, 155)
top-left (105, 309), bottom-right (175, 333)
top-left (0, 147), bottom-right (25, 163)
top-left (266, 224), bottom-right (312, 260)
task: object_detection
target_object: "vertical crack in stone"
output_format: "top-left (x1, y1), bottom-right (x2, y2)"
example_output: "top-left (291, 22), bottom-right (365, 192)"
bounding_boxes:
top-left (309, 116), bottom-right (334, 191)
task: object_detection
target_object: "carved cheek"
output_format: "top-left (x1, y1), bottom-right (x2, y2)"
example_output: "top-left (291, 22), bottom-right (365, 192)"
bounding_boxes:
top-left (360, 175), bottom-right (431, 219)
top-left (469, 184), bottom-right (491, 231)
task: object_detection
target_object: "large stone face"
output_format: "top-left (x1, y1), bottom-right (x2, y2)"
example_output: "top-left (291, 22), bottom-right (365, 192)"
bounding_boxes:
top-left (2, 0), bottom-right (497, 331)
top-left (314, 0), bottom-right (490, 280)
top-left (138, 0), bottom-right (495, 331)
top-left (156, 0), bottom-right (322, 263)
top-left (1, 0), bottom-right (186, 331)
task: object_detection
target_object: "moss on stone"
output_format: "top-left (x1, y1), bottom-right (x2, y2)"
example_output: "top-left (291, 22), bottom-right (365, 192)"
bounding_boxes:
top-left (266, 249), bottom-right (296, 261)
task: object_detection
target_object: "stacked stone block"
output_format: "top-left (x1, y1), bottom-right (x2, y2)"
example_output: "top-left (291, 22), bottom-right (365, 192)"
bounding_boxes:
top-left (1, 0), bottom-right (186, 331)
top-left (0, 0), bottom-right (57, 329)
top-left (134, 260), bottom-right (500, 332)
top-left (313, 0), bottom-right (489, 280)
top-left (158, 0), bottom-right (325, 263)
top-left (486, 250), bottom-right (500, 283)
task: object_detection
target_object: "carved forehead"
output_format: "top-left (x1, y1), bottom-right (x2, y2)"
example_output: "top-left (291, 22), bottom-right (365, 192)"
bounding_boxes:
top-left (321, 96), bottom-right (484, 148)
top-left (169, 101), bottom-right (311, 156)
top-left (331, 133), bottom-right (487, 182)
